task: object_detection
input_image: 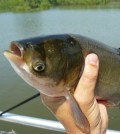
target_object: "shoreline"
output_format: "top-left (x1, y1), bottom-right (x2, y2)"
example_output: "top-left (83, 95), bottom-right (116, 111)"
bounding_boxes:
top-left (0, 5), bottom-right (120, 13)
top-left (0, 2), bottom-right (120, 13)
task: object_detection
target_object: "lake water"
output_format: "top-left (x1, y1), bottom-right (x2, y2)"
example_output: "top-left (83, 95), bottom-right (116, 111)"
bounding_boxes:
top-left (0, 8), bottom-right (120, 133)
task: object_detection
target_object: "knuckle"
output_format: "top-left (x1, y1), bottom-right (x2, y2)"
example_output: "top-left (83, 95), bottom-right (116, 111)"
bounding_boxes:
top-left (84, 71), bottom-right (98, 82)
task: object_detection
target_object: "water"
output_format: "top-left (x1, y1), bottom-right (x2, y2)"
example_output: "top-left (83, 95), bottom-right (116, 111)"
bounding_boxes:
top-left (0, 8), bottom-right (120, 133)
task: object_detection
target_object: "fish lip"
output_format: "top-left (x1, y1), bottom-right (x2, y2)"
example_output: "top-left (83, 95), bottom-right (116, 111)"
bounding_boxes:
top-left (6, 42), bottom-right (24, 58)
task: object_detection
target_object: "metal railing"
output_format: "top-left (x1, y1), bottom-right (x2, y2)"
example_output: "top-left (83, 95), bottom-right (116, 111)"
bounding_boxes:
top-left (0, 111), bottom-right (120, 134)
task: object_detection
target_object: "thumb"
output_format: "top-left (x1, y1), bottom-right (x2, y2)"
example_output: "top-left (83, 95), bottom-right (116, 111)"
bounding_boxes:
top-left (74, 53), bottom-right (99, 110)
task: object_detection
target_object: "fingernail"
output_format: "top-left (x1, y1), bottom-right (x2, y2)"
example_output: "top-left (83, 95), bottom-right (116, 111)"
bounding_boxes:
top-left (87, 54), bottom-right (98, 66)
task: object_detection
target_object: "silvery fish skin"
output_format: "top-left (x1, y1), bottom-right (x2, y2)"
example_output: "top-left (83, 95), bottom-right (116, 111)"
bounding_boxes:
top-left (4, 34), bottom-right (120, 134)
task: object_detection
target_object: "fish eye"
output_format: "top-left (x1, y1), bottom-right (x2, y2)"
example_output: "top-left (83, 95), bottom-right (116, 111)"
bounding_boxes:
top-left (33, 63), bottom-right (45, 72)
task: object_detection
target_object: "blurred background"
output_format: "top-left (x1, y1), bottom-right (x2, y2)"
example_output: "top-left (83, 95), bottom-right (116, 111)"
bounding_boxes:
top-left (0, 0), bottom-right (120, 133)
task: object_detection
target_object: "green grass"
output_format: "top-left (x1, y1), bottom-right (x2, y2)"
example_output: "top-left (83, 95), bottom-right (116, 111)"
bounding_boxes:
top-left (0, 0), bottom-right (118, 12)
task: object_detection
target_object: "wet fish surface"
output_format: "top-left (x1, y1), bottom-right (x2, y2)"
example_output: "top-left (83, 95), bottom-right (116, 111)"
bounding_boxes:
top-left (4, 34), bottom-right (120, 134)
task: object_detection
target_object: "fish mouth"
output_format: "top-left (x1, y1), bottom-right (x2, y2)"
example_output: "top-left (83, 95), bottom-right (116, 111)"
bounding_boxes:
top-left (4, 42), bottom-right (24, 58)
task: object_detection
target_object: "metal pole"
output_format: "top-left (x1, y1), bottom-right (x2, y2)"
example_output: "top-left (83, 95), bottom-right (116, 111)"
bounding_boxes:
top-left (0, 112), bottom-right (65, 132)
top-left (0, 112), bottom-right (120, 134)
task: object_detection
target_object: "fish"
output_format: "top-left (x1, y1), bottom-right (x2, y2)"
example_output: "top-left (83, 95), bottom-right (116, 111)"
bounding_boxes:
top-left (4, 34), bottom-right (120, 134)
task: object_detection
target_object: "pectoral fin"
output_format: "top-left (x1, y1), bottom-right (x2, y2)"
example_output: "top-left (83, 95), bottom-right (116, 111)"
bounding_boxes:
top-left (65, 91), bottom-right (90, 134)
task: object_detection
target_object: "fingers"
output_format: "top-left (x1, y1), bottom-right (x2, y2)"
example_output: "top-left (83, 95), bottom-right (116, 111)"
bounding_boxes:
top-left (74, 53), bottom-right (99, 108)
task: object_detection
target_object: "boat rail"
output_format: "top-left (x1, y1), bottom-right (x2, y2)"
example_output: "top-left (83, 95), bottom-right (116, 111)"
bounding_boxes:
top-left (0, 111), bottom-right (120, 134)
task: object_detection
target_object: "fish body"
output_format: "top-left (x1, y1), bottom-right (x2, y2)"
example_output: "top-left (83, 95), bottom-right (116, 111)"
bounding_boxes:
top-left (4, 34), bottom-right (120, 133)
top-left (71, 34), bottom-right (120, 107)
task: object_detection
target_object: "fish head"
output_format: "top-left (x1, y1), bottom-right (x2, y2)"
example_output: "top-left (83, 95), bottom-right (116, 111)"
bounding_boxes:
top-left (4, 35), bottom-right (84, 96)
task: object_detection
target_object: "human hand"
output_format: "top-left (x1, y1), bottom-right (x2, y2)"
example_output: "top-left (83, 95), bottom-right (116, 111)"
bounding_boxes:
top-left (41, 53), bottom-right (108, 134)
top-left (73, 53), bottom-right (108, 134)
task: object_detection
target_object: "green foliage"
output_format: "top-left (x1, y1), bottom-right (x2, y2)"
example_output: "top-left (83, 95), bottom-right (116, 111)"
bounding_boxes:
top-left (0, 0), bottom-right (30, 11)
top-left (40, 0), bottom-right (51, 10)
top-left (55, 0), bottom-right (108, 5)
top-left (49, 0), bottom-right (57, 6)
top-left (0, 0), bottom-right (116, 12)
top-left (27, 0), bottom-right (41, 9)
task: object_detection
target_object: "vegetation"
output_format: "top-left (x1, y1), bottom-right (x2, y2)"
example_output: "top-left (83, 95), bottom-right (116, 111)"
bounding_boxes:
top-left (0, 0), bottom-right (49, 11)
top-left (0, 0), bottom-right (118, 12)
